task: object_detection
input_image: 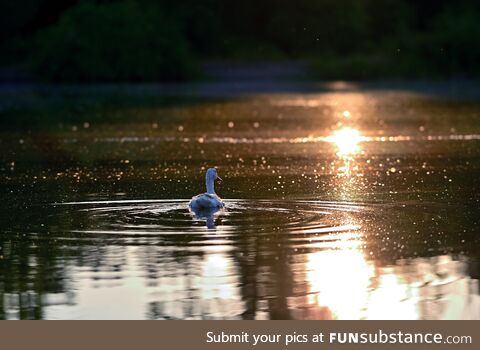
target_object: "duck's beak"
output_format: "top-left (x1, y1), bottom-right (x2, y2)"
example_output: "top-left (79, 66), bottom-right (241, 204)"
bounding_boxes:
top-left (216, 176), bottom-right (223, 184)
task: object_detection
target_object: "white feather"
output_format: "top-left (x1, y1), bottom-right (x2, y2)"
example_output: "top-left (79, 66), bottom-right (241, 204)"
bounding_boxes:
top-left (189, 168), bottom-right (225, 209)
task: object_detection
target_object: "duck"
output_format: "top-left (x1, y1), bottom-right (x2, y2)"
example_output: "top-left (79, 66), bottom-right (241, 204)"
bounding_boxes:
top-left (189, 168), bottom-right (225, 210)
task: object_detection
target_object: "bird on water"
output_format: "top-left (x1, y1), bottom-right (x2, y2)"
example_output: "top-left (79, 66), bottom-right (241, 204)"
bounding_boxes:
top-left (189, 168), bottom-right (224, 210)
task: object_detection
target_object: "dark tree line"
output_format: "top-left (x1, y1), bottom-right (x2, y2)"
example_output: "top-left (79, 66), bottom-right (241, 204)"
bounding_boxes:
top-left (1, 0), bottom-right (479, 81)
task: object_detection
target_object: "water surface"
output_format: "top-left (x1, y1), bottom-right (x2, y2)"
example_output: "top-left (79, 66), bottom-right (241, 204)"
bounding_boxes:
top-left (0, 86), bottom-right (479, 319)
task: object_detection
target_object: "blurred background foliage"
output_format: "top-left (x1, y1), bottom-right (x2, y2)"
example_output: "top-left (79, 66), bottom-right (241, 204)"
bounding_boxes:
top-left (1, 0), bottom-right (480, 81)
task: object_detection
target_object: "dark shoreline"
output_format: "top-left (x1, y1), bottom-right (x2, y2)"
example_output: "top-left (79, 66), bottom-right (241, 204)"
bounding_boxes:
top-left (2, 79), bottom-right (480, 99)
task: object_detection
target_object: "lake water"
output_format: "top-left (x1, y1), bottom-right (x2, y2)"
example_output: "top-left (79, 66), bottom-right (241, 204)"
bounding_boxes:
top-left (0, 85), bottom-right (479, 319)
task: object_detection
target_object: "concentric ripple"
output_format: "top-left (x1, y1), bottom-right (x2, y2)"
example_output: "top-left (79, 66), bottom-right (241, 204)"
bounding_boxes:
top-left (42, 199), bottom-right (367, 251)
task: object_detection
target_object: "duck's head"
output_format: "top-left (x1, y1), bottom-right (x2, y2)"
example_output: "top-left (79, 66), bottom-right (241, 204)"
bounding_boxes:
top-left (206, 167), bottom-right (223, 184)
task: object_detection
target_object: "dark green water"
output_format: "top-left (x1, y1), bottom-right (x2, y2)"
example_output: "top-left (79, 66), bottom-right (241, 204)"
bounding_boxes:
top-left (0, 86), bottom-right (479, 319)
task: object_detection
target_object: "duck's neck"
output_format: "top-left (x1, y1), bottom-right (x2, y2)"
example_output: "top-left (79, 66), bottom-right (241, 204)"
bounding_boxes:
top-left (206, 178), bottom-right (215, 194)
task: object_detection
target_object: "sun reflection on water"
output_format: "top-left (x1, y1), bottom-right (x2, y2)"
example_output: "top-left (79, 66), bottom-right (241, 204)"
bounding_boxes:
top-left (327, 127), bottom-right (363, 158)
top-left (301, 228), bottom-right (479, 320)
top-left (304, 229), bottom-right (424, 320)
top-left (306, 247), bottom-right (373, 319)
top-left (326, 126), bottom-right (365, 177)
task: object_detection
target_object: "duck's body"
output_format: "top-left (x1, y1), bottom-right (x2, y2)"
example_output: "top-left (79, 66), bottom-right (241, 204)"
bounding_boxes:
top-left (189, 168), bottom-right (224, 210)
top-left (189, 193), bottom-right (224, 210)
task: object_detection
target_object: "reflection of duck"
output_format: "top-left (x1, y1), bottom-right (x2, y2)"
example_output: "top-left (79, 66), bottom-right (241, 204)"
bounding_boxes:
top-left (189, 168), bottom-right (224, 210)
top-left (191, 206), bottom-right (222, 229)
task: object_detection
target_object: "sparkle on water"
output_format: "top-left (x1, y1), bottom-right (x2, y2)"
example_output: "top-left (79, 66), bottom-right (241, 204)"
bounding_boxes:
top-left (327, 127), bottom-right (363, 158)
top-left (0, 88), bottom-right (479, 320)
